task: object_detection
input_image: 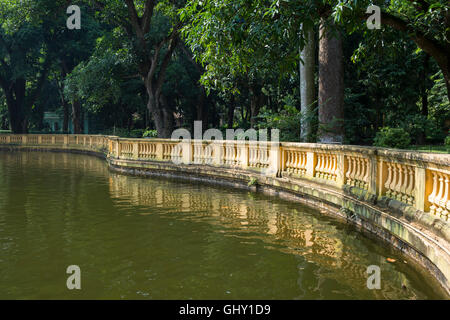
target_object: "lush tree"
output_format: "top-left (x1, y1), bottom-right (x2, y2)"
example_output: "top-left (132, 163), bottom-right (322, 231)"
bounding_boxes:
top-left (0, 0), bottom-right (54, 132)
top-left (82, 0), bottom-right (186, 137)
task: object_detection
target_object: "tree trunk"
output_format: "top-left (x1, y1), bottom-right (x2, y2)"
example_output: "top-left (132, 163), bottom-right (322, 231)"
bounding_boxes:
top-left (300, 25), bottom-right (316, 142)
top-left (63, 103), bottom-right (69, 133)
top-left (146, 88), bottom-right (174, 138)
top-left (249, 85), bottom-right (263, 128)
top-left (7, 101), bottom-right (28, 133)
top-left (227, 96), bottom-right (236, 129)
top-left (417, 55), bottom-right (430, 145)
top-left (318, 17), bottom-right (344, 144)
top-left (3, 80), bottom-right (28, 133)
top-left (58, 64), bottom-right (70, 133)
top-left (72, 100), bottom-right (82, 134)
top-left (196, 88), bottom-right (209, 133)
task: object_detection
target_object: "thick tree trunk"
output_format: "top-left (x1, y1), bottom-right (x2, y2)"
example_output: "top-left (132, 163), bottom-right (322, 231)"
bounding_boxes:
top-left (318, 17), bottom-right (344, 144)
top-left (72, 100), bottom-right (82, 134)
top-left (7, 101), bottom-right (28, 133)
top-left (3, 81), bottom-right (28, 133)
top-left (300, 26), bottom-right (316, 142)
top-left (146, 88), bottom-right (174, 138)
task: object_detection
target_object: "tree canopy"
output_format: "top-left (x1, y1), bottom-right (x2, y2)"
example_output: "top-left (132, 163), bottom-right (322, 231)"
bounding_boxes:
top-left (0, 0), bottom-right (448, 150)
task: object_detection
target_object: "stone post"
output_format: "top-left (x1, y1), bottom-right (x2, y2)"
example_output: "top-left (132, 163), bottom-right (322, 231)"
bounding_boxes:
top-left (182, 140), bottom-right (192, 165)
top-left (267, 142), bottom-right (281, 177)
top-left (368, 155), bottom-right (378, 197)
top-left (336, 154), bottom-right (345, 187)
top-left (212, 141), bottom-right (223, 166)
top-left (156, 142), bottom-right (163, 161)
top-left (133, 141), bottom-right (139, 159)
top-left (305, 151), bottom-right (315, 179)
top-left (115, 139), bottom-right (120, 158)
top-left (415, 166), bottom-right (426, 211)
top-left (240, 142), bottom-right (248, 170)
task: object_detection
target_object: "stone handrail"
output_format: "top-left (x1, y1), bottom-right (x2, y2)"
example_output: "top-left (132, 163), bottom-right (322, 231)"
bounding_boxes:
top-left (0, 133), bottom-right (449, 222)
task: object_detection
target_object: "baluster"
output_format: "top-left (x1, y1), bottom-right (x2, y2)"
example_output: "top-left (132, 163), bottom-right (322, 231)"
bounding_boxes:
top-left (315, 154), bottom-right (321, 178)
top-left (439, 174), bottom-right (449, 219)
top-left (351, 158), bottom-right (358, 186)
top-left (347, 157), bottom-right (353, 186)
top-left (285, 151), bottom-right (291, 172)
top-left (389, 164), bottom-right (398, 198)
top-left (406, 167), bottom-right (415, 204)
top-left (394, 164), bottom-right (403, 201)
top-left (356, 158), bottom-right (362, 188)
top-left (330, 155), bottom-right (336, 180)
top-left (400, 166), bottom-right (409, 203)
top-left (325, 155), bottom-right (331, 180)
top-left (435, 173), bottom-right (445, 217)
top-left (301, 153), bottom-right (307, 174)
top-left (385, 163), bottom-right (393, 198)
top-left (363, 159), bottom-right (369, 189)
top-left (292, 151), bottom-right (297, 173)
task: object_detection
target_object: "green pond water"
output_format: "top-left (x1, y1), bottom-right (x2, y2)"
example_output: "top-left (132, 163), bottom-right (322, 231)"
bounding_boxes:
top-left (0, 151), bottom-right (446, 299)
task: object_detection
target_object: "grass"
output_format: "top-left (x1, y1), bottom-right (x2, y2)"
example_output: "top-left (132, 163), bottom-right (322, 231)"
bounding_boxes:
top-left (407, 145), bottom-right (449, 154)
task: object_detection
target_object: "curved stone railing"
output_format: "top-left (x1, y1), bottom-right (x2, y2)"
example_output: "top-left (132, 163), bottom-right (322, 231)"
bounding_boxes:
top-left (1, 133), bottom-right (449, 294)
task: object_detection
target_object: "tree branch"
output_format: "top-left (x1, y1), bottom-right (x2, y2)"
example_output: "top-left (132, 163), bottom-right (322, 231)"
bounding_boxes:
top-left (379, 11), bottom-right (448, 67)
top-left (142, 0), bottom-right (156, 34)
top-left (124, 0), bottom-right (145, 41)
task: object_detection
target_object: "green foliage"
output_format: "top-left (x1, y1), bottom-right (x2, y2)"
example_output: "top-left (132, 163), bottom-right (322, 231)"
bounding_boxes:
top-left (445, 135), bottom-right (450, 151)
top-left (373, 127), bottom-right (411, 149)
top-left (256, 98), bottom-right (302, 142)
top-left (143, 129), bottom-right (158, 138)
top-left (247, 177), bottom-right (258, 187)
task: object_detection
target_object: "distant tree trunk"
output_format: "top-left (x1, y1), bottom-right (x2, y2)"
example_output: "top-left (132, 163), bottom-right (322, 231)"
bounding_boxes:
top-left (72, 100), bottom-right (82, 134)
top-left (417, 54), bottom-right (430, 145)
top-left (227, 96), bottom-right (236, 129)
top-left (421, 55), bottom-right (430, 118)
top-left (249, 84), bottom-right (264, 128)
top-left (58, 63), bottom-right (70, 133)
top-left (318, 17), bottom-right (344, 144)
top-left (300, 25), bottom-right (316, 142)
top-left (63, 103), bottom-right (69, 133)
top-left (196, 88), bottom-right (209, 133)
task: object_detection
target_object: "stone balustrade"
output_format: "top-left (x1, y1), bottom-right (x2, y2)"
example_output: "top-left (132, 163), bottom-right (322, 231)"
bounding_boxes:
top-left (1, 134), bottom-right (449, 223)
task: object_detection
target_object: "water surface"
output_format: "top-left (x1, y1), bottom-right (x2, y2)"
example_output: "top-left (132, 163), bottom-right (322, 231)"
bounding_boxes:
top-left (0, 151), bottom-right (446, 299)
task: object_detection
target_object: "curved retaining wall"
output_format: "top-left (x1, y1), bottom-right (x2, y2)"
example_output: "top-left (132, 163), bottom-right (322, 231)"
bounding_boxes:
top-left (0, 133), bottom-right (449, 296)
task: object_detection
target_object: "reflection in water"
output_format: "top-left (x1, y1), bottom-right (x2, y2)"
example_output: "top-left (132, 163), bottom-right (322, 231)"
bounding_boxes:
top-left (0, 151), bottom-right (446, 299)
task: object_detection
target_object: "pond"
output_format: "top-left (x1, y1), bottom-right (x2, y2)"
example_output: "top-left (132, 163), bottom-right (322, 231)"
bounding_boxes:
top-left (0, 151), bottom-right (446, 299)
